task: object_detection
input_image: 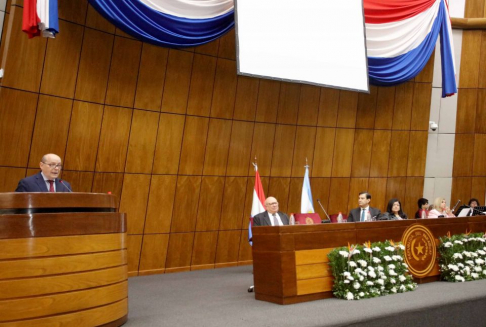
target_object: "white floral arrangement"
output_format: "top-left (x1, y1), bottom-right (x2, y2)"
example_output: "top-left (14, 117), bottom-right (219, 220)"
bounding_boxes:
top-left (328, 240), bottom-right (417, 300)
top-left (438, 232), bottom-right (486, 282)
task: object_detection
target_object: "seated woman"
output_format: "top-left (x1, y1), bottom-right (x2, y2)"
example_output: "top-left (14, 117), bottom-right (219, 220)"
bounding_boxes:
top-left (415, 198), bottom-right (429, 219)
top-left (378, 198), bottom-right (408, 220)
top-left (467, 198), bottom-right (480, 216)
top-left (428, 197), bottom-right (456, 218)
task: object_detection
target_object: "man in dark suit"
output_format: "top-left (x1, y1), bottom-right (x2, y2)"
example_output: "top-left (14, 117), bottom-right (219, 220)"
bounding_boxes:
top-left (253, 196), bottom-right (289, 226)
top-left (347, 192), bottom-right (381, 222)
top-left (15, 153), bottom-right (72, 192)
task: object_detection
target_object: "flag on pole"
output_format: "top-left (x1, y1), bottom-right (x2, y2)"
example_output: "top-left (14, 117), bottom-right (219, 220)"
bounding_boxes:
top-left (301, 166), bottom-right (315, 213)
top-left (22, 0), bottom-right (59, 39)
top-left (249, 164), bottom-right (266, 245)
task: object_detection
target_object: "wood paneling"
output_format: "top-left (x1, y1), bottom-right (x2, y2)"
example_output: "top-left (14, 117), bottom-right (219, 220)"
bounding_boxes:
top-left (328, 178), bottom-right (350, 214)
top-left (370, 130), bottom-right (391, 177)
top-left (58, 0), bottom-right (88, 25)
top-left (248, 123), bottom-right (276, 176)
top-left (471, 177), bottom-right (486, 203)
top-left (317, 88), bottom-right (339, 127)
top-left (195, 38), bottom-right (220, 57)
top-left (407, 131), bottom-right (428, 176)
top-left (203, 119), bottom-right (232, 175)
top-left (96, 106), bottom-right (132, 172)
top-left (171, 176), bottom-right (202, 232)
top-left (187, 54), bottom-right (217, 116)
top-left (386, 177), bottom-right (407, 206)
top-left (451, 177), bottom-right (472, 206)
top-left (392, 83), bottom-right (414, 130)
top-left (298, 84), bottom-right (320, 126)
top-left (405, 177), bottom-right (424, 219)
top-left (287, 177), bottom-right (303, 214)
top-left (351, 129), bottom-right (373, 177)
top-left (215, 230), bottom-right (241, 264)
top-left (191, 231), bottom-right (218, 267)
top-left (105, 37), bottom-right (142, 108)
top-left (75, 28), bottom-right (114, 103)
top-left (127, 235), bottom-right (143, 274)
top-left (179, 116), bottom-right (209, 175)
top-left (291, 126), bottom-right (317, 177)
top-left (312, 128), bottom-right (336, 177)
top-left (119, 174), bottom-right (151, 234)
top-left (337, 91), bottom-right (358, 128)
top-left (134, 44), bottom-right (168, 111)
top-left (479, 32), bottom-right (486, 88)
top-left (28, 95), bottom-right (73, 168)
top-left (473, 134), bottom-right (486, 176)
top-left (139, 234), bottom-right (169, 273)
top-left (125, 110), bottom-right (159, 174)
top-left (356, 86), bottom-right (377, 129)
top-left (233, 76), bottom-right (259, 121)
top-left (347, 178), bottom-right (369, 213)
top-left (165, 233), bottom-right (194, 269)
top-left (85, 4), bottom-right (116, 33)
top-left (452, 134), bottom-right (475, 177)
top-left (411, 83), bottom-right (432, 131)
top-left (475, 89), bottom-right (486, 133)
top-left (309, 178), bottom-right (331, 214)
top-left (220, 177), bottom-right (247, 230)
top-left (268, 178), bottom-right (291, 213)
top-left (145, 175), bottom-right (177, 234)
top-left (161, 50), bottom-right (194, 114)
top-left (368, 178), bottom-right (387, 213)
top-left (0, 88), bottom-right (38, 167)
top-left (92, 173), bottom-right (124, 205)
top-left (211, 59), bottom-right (237, 119)
top-left (388, 131), bottom-right (410, 177)
top-left (40, 20), bottom-right (84, 98)
top-left (226, 121), bottom-right (254, 176)
top-left (277, 82), bottom-right (300, 125)
top-left (255, 79), bottom-right (280, 123)
top-left (456, 89), bottom-right (478, 133)
top-left (152, 113), bottom-right (185, 175)
top-left (271, 125), bottom-right (296, 177)
top-left (459, 31), bottom-right (482, 88)
top-left (217, 28), bottom-right (236, 60)
top-left (374, 87), bottom-right (395, 130)
top-left (464, 0), bottom-right (485, 18)
top-left (61, 171), bottom-right (93, 193)
top-left (64, 101), bottom-right (104, 171)
top-left (0, 167), bottom-right (26, 192)
top-left (195, 177), bottom-right (225, 231)
top-left (331, 129), bottom-right (355, 177)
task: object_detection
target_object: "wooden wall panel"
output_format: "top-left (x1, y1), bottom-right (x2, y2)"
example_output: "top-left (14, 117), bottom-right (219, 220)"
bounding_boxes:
top-left (238, 230), bottom-right (253, 262)
top-left (247, 123), bottom-right (276, 176)
top-left (287, 177), bottom-right (303, 214)
top-left (186, 54), bottom-right (217, 116)
top-left (347, 178), bottom-right (369, 213)
top-left (392, 83), bottom-right (413, 130)
top-left (119, 174), bottom-right (151, 234)
top-left (374, 87), bottom-right (395, 130)
top-left (0, 88), bottom-right (38, 167)
top-left (152, 114), bottom-right (185, 175)
top-left (218, 28), bottom-right (236, 60)
top-left (220, 177), bottom-right (248, 230)
top-left (267, 178), bottom-right (291, 213)
top-left (456, 89), bottom-right (478, 133)
top-left (28, 96), bottom-right (73, 167)
top-left (413, 50), bottom-right (434, 83)
top-left (356, 86), bottom-right (377, 129)
top-left (165, 233), bottom-right (194, 270)
top-left (161, 50), bottom-right (194, 114)
top-left (125, 110), bottom-right (159, 174)
top-left (105, 37), bottom-right (142, 108)
top-left (277, 82), bottom-right (300, 125)
top-left (171, 176), bottom-right (202, 233)
top-left (317, 88), bottom-right (339, 127)
top-left (127, 235), bottom-right (143, 275)
top-left (291, 126), bottom-right (317, 177)
top-left (328, 178), bottom-right (350, 214)
top-left (479, 32), bottom-right (486, 88)
top-left (75, 28), bottom-right (114, 103)
top-left (0, 167), bottom-right (26, 192)
top-left (386, 177), bottom-right (407, 206)
top-left (473, 134), bottom-right (486, 176)
top-left (145, 175), bottom-right (178, 234)
top-left (92, 173), bottom-right (124, 206)
top-left (336, 91), bottom-right (358, 128)
top-left (331, 129), bottom-right (355, 177)
top-left (411, 83), bottom-right (432, 131)
top-left (370, 130), bottom-right (391, 177)
top-left (388, 131), bottom-right (410, 177)
top-left (451, 177), bottom-right (472, 206)
top-left (475, 89), bottom-right (486, 133)
top-left (405, 177), bottom-right (424, 219)
top-left (58, 0), bottom-right (88, 25)
top-left (195, 177), bottom-right (225, 232)
top-left (139, 234), bottom-right (169, 273)
top-left (85, 4), bottom-right (115, 33)
top-left (178, 116), bottom-right (209, 175)
top-left (368, 178), bottom-right (387, 213)
top-left (255, 79), bottom-right (280, 123)
top-left (203, 119), bottom-right (232, 175)
top-left (211, 59), bottom-right (237, 119)
top-left (310, 178), bottom-right (331, 214)
top-left (191, 232), bottom-right (218, 267)
top-left (40, 20), bottom-right (83, 98)
top-left (452, 134), bottom-right (475, 177)
top-left (60, 171), bottom-right (93, 193)
top-left (459, 31), bottom-right (482, 88)
top-left (471, 177), bottom-right (486, 204)
top-left (64, 101), bottom-right (104, 171)
top-left (134, 44), bottom-right (168, 111)
top-left (215, 230), bottom-right (241, 265)
top-left (233, 76), bottom-right (259, 121)
top-left (195, 38), bottom-right (220, 57)
top-left (96, 106), bottom-right (132, 173)
top-left (351, 129), bottom-right (373, 177)
top-left (226, 121), bottom-right (254, 176)
top-left (1, 6), bottom-right (46, 92)
top-left (313, 128), bottom-right (335, 177)
top-left (407, 131), bottom-right (428, 176)
top-left (271, 125), bottom-right (296, 177)
top-left (297, 85), bottom-right (320, 126)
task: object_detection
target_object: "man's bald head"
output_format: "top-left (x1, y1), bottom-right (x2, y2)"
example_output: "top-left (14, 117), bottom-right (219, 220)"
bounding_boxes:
top-left (40, 154), bottom-right (62, 180)
top-left (265, 196), bottom-right (279, 214)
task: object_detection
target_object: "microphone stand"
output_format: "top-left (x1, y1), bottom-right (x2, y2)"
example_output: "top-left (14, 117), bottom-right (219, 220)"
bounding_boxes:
top-left (316, 199), bottom-right (331, 223)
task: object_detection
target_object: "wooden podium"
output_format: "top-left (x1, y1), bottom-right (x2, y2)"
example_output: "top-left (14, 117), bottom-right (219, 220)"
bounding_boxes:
top-left (252, 216), bottom-right (486, 305)
top-left (0, 193), bottom-right (128, 326)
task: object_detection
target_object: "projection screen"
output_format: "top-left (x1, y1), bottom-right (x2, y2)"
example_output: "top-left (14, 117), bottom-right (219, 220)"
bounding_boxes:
top-left (235, 0), bottom-right (369, 92)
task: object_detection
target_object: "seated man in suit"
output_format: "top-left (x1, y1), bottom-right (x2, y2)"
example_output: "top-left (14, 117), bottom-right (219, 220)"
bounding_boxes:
top-left (347, 192), bottom-right (381, 222)
top-left (253, 196), bottom-right (289, 226)
top-left (15, 153), bottom-right (72, 192)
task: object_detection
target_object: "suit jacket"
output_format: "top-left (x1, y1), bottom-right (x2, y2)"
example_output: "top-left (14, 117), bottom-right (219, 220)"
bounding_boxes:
top-left (253, 211), bottom-right (289, 226)
top-left (347, 207), bottom-right (381, 222)
top-left (15, 172), bottom-right (72, 192)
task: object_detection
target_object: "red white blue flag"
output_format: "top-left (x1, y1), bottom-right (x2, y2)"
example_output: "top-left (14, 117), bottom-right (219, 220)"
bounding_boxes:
top-left (22, 0), bottom-right (59, 39)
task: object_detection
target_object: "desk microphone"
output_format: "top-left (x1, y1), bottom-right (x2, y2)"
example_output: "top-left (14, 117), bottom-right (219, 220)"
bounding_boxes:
top-left (60, 180), bottom-right (73, 192)
top-left (316, 199), bottom-right (331, 222)
top-left (452, 199), bottom-right (461, 212)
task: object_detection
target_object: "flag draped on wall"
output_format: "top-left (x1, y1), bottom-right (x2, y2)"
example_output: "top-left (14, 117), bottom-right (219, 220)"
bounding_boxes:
top-left (89, 0), bottom-right (456, 96)
top-left (249, 165), bottom-right (265, 245)
top-left (301, 166), bottom-right (315, 214)
top-left (22, 0), bottom-right (59, 38)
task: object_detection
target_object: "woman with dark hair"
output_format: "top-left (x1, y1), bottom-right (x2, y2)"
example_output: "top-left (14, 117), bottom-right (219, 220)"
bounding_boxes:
top-left (378, 198), bottom-right (408, 220)
top-left (415, 198), bottom-right (429, 219)
top-left (467, 198), bottom-right (480, 216)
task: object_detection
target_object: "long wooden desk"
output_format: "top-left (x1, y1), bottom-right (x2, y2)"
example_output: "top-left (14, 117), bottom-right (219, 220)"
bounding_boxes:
top-left (251, 217), bottom-right (486, 305)
top-left (0, 193), bottom-right (128, 326)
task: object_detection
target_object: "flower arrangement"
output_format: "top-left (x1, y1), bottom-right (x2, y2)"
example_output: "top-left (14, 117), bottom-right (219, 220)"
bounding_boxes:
top-left (328, 240), bottom-right (417, 300)
top-left (438, 231), bottom-right (486, 282)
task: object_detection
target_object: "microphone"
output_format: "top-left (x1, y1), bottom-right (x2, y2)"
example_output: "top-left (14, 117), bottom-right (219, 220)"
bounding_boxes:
top-left (452, 199), bottom-right (461, 212)
top-left (316, 199), bottom-right (331, 222)
top-left (59, 180), bottom-right (73, 193)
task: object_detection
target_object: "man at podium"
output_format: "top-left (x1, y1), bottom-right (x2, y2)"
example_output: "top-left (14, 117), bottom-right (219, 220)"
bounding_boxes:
top-left (253, 197), bottom-right (289, 226)
top-left (15, 153), bottom-right (72, 192)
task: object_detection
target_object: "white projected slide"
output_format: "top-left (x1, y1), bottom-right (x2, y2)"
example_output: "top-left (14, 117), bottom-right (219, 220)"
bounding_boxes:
top-left (235, 0), bottom-right (369, 92)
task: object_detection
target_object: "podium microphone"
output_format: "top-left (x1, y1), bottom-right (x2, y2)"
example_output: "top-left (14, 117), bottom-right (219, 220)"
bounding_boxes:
top-left (316, 199), bottom-right (331, 222)
top-left (60, 180), bottom-right (73, 193)
top-left (452, 199), bottom-right (461, 212)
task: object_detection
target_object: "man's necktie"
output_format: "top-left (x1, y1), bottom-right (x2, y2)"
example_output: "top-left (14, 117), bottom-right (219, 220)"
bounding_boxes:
top-left (360, 209), bottom-right (365, 222)
top-left (48, 180), bottom-right (55, 192)
top-left (272, 213), bottom-right (278, 226)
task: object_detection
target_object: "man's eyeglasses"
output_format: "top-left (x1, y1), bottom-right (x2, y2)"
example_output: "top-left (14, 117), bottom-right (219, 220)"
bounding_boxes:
top-left (266, 202), bottom-right (278, 206)
top-left (42, 162), bottom-right (63, 169)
